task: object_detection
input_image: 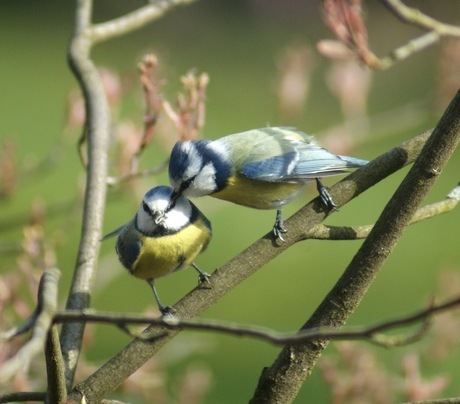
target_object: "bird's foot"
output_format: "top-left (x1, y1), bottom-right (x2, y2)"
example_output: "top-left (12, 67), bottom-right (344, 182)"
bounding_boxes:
top-left (273, 209), bottom-right (287, 242)
top-left (159, 305), bottom-right (177, 317)
top-left (316, 178), bottom-right (338, 211)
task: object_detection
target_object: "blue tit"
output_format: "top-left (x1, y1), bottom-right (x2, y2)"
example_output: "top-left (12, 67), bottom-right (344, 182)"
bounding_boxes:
top-left (168, 127), bottom-right (367, 241)
top-left (103, 186), bottom-right (212, 315)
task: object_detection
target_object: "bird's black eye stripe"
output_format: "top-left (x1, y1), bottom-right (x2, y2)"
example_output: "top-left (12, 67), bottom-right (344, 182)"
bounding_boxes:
top-left (181, 177), bottom-right (194, 192)
top-left (142, 201), bottom-right (150, 214)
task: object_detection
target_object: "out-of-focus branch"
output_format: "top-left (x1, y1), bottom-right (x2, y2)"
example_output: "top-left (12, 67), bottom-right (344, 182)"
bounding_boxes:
top-left (90, 0), bottom-right (198, 45)
top-left (67, 129), bottom-right (433, 402)
top-left (163, 70), bottom-right (209, 141)
top-left (130, 54), bottom-right (163, 173)
top-left (308, 183), bottom-right (460, 240)
top-left (321, 0), bottom-right (460, 69)
top-left (381, 0), bottom-right (460, 36)
top-left (403, 398), bottom-right (460, 404)
top-left (60, 0), bottom-right (199, 390)
top-left (106, 162), bottom-right (168, 185)
top-left (0, 268), bottom-right (60, 384)
top-left (0, 392), bottom-right (46, 404)
top-left (250, 89), bottom-right (460, 403)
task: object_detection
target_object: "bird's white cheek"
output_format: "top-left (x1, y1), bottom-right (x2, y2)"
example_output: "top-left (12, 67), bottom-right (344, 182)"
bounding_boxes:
top-left (164, 210), bottom-right (189, 231)
top-left (188, 162), bottom-right (218, 196)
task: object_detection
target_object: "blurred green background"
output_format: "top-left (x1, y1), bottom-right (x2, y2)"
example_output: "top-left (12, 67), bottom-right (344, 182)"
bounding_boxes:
top-left (1, 1), bottom-right (460, 402)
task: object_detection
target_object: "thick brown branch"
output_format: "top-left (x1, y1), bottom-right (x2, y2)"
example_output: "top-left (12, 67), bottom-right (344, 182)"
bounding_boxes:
top-left (67, 128), bottom-right (433, 402)
top-left (250, 89), bottom-right (460, 402)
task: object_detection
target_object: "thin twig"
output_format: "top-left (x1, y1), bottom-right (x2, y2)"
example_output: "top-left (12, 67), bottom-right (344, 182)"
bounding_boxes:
top-left (91, 0), bottom-right (198, 45)
top-left (307, 183), bottom-right (460, 240)
top-left (0, 392), bottom-right (46, 404)
top-left (324, 0), bottom-right (460, 69)
top-left (106, 161), bottom-right (167, 185)
top-left (403, 398), bottom-right (460, 404)
top-left (381, 0), bottom-right (460, 37)
top-left (50, 295), bottom-right (460, 348)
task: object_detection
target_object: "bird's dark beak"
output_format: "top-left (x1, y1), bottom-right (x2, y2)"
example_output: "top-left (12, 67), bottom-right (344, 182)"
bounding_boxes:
top-left (167, 190), bottom-right (181, 212)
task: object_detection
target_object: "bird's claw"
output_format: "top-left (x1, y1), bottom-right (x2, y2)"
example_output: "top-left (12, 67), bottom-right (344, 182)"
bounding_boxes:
top-left (316, 178), bottom-right (338, 211)
top-left (198, 272), bottom-right (212, 285)
top-left (273, 210), bottom-right (287, 242)
top-left (159, 305), bottom-right (177, 317)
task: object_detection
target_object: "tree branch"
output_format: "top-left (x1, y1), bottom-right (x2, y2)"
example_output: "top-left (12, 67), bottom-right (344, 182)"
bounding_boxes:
top-left (0, 392), bottom-right (46, 404)
top-left (404, 398), bottom-right (460, 404)
top-left (381, 0), bottom-right (460, 37)
top-left (66, 127), bottom-right (434, 402)
top-left (0, 268), bottom-right (60, 384)
top-left (48, 295), bottom-right (459, 348)
top-left (59, 0), bottom-right (111, 390)
top-left (308, 183), bottom-right (460, 240)
top-left (60, 0), bottom-right (198, 390)
top-left (91, 0), bottom-right (198, 45)
top-left (250, 89), bottom-right (460, 402)
top-left (45, 326), bottom-right (66, 404)
top-left (323, 0), bottom-right (460, 69)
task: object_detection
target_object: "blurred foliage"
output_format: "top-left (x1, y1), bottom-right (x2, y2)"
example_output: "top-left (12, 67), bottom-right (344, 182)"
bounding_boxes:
top-left (1, 1), bottom-right (460, 402)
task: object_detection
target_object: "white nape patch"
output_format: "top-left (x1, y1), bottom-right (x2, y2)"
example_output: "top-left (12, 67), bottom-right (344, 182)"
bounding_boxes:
top-left (182, 142), bottom-right (203, 180)
top-left (206, 140), bottom-right (229, 161)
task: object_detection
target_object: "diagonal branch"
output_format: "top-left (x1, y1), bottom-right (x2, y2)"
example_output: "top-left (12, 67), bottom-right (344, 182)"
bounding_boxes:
top-left (67, 128), bottom-right (433, 402)
top-left (249, 89), bottom-right (460, 403)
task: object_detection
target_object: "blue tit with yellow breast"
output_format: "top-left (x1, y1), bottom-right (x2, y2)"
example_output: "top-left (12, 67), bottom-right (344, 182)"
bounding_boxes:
top-left (103, 186), bottom-right (212, 315)
top-left (168, 127), bottom-right (367, 241)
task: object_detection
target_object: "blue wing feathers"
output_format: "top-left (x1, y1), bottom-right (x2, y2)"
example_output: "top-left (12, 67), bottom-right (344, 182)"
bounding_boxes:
top-left (241, 147), bottom-right (367, 181)
top-left (242, 152), bottom-right (298, 180)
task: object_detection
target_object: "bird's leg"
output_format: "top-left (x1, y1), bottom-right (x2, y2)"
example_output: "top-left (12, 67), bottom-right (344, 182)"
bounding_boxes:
top-left (192, 263), bottom-right (211, 285)
top-left (316, 178), bottom-right (338, 211)
top-left (146, 278), bottom-right (176, 316)
top-left (273, 209), bottom-right (287, 242)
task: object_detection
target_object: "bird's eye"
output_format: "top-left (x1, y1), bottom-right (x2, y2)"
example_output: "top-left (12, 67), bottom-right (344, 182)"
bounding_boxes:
top-left (181, 177), bottom-right (194, 192)
top-left (142, 201), bottom-right (150, 213)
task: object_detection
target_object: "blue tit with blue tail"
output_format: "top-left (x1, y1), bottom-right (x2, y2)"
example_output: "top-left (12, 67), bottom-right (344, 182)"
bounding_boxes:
top-left (168, 127), bottom-right (367, 241)
top-left (103, 186), bottom-right (212, 315)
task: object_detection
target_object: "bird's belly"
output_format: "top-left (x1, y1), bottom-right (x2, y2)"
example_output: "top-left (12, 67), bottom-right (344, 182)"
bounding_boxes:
top-left (212, 176), bottom-right (305, 209)
top-left (131, 227), bottom-right (209, 280)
